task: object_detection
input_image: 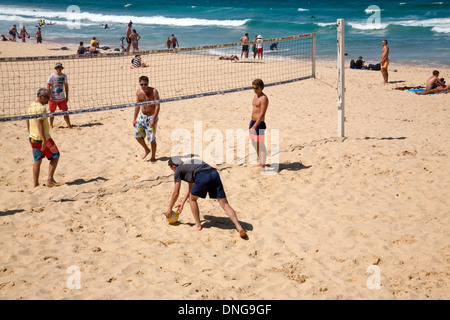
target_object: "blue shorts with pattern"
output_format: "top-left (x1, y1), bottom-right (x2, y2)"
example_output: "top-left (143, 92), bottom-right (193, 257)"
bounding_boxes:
top-left (134, 113), bottom-right (158, 143)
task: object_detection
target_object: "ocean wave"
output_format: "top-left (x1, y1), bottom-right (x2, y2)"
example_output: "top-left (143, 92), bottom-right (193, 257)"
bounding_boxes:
top-left (0, 5), bottom-right (249, 28)
top-left (297, 8), bottom-right (309, 12)
top-left (348, 18), bottom-right (450, 33)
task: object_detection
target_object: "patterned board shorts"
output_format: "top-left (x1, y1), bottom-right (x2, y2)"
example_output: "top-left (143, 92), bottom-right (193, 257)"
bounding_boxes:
top-left (134, 113), bottom-right (158, 143)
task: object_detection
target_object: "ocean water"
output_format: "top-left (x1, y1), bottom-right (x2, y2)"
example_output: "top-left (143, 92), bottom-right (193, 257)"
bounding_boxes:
top-left (0, 0), bottom-right (449, 67)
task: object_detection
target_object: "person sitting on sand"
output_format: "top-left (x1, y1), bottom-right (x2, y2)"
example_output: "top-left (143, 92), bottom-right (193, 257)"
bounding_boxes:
top-left (131, 55), bottom-right (148, 68)
top-left (77, 41), bottom-right (87, 55)
top-left (165, 156), bottom-right (248, 239)
top-left (355, 56), bottom-right (365, 69)
top-left (219, 55), bottom-right (239, 61)
top-left (426, 70), bottom-right (446, 90)
top-left (415, 84), bottom-right (450, 95)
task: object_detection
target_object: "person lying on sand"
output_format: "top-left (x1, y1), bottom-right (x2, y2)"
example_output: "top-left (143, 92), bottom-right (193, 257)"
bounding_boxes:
top-left (415, 84), bottom-right (450, 95)
top-left (219, 55), bottom-right (239, 61)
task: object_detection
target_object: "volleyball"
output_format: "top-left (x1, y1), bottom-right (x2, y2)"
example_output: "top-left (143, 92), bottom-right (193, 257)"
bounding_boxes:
top-left (168, 208), bottom-right (179, 224)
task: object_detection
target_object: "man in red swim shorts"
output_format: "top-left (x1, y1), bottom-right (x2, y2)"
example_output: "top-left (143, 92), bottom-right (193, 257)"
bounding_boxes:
top-left (47, 62), bottom-right (73, 128)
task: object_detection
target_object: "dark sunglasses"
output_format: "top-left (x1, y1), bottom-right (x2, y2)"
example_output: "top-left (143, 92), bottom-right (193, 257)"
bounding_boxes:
top-left (140, 83), bottom-right (148, 86)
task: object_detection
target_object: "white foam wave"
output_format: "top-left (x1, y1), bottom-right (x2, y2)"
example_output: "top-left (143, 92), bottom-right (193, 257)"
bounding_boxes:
top-left (349, 18), bottom-right (450, 33)
top-left (297, 8), bottom-right (309, 12)
top-left (0, 5), bottom-right (249, 27)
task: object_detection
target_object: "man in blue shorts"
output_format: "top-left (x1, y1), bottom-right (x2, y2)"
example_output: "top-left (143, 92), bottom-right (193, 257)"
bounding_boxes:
top-left (249, 79), bottom-right (268, 171)
top-left (165, 157), bottom-right (248, 239)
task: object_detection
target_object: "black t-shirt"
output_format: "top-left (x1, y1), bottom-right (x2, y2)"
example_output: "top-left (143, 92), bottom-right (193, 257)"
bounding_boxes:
top-left (174, 160), bottom-right (214, 183)
top-left (355, 59), bottom-right (363, 69)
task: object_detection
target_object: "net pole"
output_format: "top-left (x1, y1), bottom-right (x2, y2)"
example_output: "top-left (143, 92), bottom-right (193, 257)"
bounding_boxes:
top-left (312, 33), bottom-right (316, 78)
top-left (337, 19), bottom-right (345, 137)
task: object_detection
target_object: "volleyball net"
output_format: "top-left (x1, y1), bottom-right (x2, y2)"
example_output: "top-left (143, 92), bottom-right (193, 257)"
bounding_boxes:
top-left (0, 33), bottom-right (315, 122)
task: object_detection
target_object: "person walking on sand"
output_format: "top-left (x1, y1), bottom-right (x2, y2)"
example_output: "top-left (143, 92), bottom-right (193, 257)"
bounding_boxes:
top-left (133, 76), bottom-right (160, 162)
top-left (249, 79), bottom-right (268, 171)
top-left (20, 25), bottom-right (29, 42)
top-left (47, 62), bottom-right (72, 129)
top-left (125, 22), bottom-right (132, 52)
top-left (240, 33), bottom-right (249, 58)
top-left (35, 27), bottom-right (42, 43)
top-left (165, 156), bottom-right (248, 239)
top-left (380, 39), bottom-right (390, 84)
top-left (26, 88), bottom-right (61, 188)
top-left (171, 34), bottom-right (179, 48)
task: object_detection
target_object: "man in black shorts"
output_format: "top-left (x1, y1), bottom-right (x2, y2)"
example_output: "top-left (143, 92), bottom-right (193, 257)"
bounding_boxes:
top-left (165, 157), bottom-right (248, 238)
top-left (240, 33), bottom-right (249, 58)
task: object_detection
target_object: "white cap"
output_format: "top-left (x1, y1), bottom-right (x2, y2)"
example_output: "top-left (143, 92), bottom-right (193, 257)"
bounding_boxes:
top-left (257, 35), bottom-right (262, 39)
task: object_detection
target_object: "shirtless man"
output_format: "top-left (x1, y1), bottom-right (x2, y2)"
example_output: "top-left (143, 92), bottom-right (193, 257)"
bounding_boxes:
top-left (133, 76), bottom-right (160, 161)
top-left (425, 70), bottom-right (446, 90)
top-left (240, 33), bottom-right (249, 58)
top-left (380, 39), bottom-right (390, 84)
top-left (249, 79), bottom-right (268, 170)
top-left (125, 22), bottom-right (132, 52)
top-left (166, 36), bottom-right (172, 49)
top-left (171, 34), bottom-right (179, 48)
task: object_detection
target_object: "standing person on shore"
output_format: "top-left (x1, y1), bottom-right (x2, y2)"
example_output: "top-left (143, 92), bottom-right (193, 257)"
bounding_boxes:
top-left (251, 35), bottom-right (258, 58)
top-left (35, 27), bottom-right (42, 43)
top-left (380, 39), bottom-right (390, 84)
top-left (130, 29), bottom-right (141, 52)
top-left (125, 22), bottom-right (132, 52)
top-left (240, 33), bottom-right (249, 58)
top-left (166, 36), bottom-right (172, 49)
top-left (133, 76), bottom-right (160, 162)
top-left (26, 88), bottom-right (61, 188)
top-left (249, 79), bottom-right (268, 171)
top-left (256, 35), bottom-right (264, 59)
top-left (47, 63), bottom-right (72, 129)
top-left (171, 34), bottom-right (179, 48)
top-left (9, 25), bottom-right (18, 41)
top-left (20, 25), bottom-right (29, 43)
top-left (165, 156), bottom-right (248, 239)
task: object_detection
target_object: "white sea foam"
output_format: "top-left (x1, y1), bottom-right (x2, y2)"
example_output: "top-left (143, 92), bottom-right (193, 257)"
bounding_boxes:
top-left (349, 18), bottom-right (450, 33)
top-left (297, 8), bottom-right (309, 12)
top-left (0, 5), bottom-right (249, 28)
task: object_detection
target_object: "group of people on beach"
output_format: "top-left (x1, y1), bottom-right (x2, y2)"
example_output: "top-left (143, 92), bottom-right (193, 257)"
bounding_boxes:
top-left (239, 33), bottom-right (264, 59)
top-left (26, 59), bottom-right (268, 238)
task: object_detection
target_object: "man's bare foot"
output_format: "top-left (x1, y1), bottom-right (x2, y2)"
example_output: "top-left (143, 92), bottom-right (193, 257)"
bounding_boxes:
top-left (239, 229), bottom-right (248, 239)
top-left (46, 180), bottom-right (62, 187)
top-left (150, 157), bottom-right (157, 163)
top-left (192, 224), bottom-right (202, 231)
top-left (68, 125), bottom-right (73, 129)
top-left (142, 150), bottom-right (150, 160)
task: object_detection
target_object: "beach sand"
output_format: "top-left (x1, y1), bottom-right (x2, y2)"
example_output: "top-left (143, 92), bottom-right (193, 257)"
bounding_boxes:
top-left (0, 42), bottom-right (449, 300)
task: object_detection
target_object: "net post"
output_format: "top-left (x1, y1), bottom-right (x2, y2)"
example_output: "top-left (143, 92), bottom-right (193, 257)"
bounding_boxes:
top-left (336, 19), bottom-right (345, 138)
top-left (312, 33), bottom-right (316, 78)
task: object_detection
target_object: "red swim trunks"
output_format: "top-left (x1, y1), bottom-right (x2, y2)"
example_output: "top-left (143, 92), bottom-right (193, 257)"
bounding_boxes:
top-left (48, 99), bottom-right (68, 112)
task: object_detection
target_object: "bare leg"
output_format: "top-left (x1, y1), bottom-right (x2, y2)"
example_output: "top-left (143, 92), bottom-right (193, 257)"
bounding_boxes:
top-left (257, 140), bottom-right (267, 170)
top-left (47, 156), bottom-right (59, 185)
top-left (217, 198), bottom-right (247, 238)
top-left (189, 195), bottom-right (202, 230)
top-left (49, 116), bottom-right (55, 128)
top-left (32, 159), bottom-right (43, 187)
top-left (64, 115), bottom-right (73, 128)
top-left (135, 137), bottom-right (150, 159)
top-left (150, 141), bottom-right (157, 162)
top-left (381, 69), bottom-right (389, 84)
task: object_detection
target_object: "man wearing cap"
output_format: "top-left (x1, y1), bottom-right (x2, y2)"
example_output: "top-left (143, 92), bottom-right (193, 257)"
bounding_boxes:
top-left (26, 88), bottom-right (61, 187)
top-left (256, 35), bottom-right (264, 59)
top-left (47, 62), bottom-right (72, 128)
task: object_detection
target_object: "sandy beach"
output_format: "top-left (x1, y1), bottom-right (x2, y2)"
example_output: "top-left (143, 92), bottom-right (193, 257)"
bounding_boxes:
top-left (0, 41), bottom-right (449, 300)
